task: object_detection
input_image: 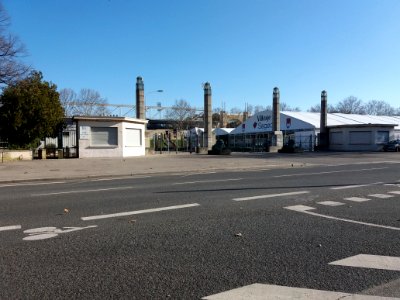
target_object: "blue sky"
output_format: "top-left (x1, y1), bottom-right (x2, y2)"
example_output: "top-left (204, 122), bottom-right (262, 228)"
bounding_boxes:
top-left (3, 0), bottom-right (400, 113)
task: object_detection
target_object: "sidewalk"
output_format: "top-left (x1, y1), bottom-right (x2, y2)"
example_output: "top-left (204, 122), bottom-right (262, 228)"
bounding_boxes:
top-left (0, 151), bottom-right (397, 183)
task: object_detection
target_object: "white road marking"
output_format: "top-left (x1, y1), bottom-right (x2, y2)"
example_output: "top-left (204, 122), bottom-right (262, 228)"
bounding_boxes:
top-left (389, 191), bottom-right (400, 195)
top-left (369, 194), bottom-right (394, 199)
top-left (273, 168), bottom-right (387, 178)
top-left (317, 201), bottom-right (345, 206)
top-left (331, 182), bottom-right (384, 190)
top-left (344, 197), bottom-right (371, 202)
top-left (91, 176), bottom-right (151, 181)
top-left (284, 205), bottom-right (400, 231)
top-left (320, 161), bottom-right (400, 167)
top-left (81, 203), bottom-right (200, 221)
top-left (0, 181), bottom-right (66, 188)
top-left (330, 254), bottom-right (400, 272)
top-left (23, 225), bottom-right (97, 241)
top-left (181, 171), bottom-right (217, 177)
top-left (202, 283), bottom-right (399, 299)
top-left (232, 191), bottom-right (309, 202)
top-left (32, 186), bottom-right (135, 196)
top-left (174, 178), bottom-right (242, 185)
top-left (0, 225), bottom-right (22, 232)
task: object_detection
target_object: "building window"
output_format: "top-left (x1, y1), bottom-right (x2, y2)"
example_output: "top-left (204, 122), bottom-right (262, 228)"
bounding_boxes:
top-left (91, 127), bottom-right (118, 147)
top-left (125, 128), bottom-right (142, 147)
top-left (376, 131), bottom-right (389, 144)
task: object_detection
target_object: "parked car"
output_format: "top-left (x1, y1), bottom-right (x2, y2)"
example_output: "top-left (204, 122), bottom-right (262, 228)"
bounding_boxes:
top-left (383, 139), bottom-right (400, 152)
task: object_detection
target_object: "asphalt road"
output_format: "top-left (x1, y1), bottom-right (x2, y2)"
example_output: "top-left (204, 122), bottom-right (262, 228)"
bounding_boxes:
top-left (1, 158), bottom-right (400, 299)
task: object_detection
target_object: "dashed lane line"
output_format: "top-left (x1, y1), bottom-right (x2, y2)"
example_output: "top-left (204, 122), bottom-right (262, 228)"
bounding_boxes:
top-left (202, 283), bottom-right (400, 299)
top-left (329, 254), bottom-right (400, 272)
top-left (273, 168), bottom-right (387, 178)
top-left (331, 182), bottom-right (384, 190)
top-left (32, 186), bottom-right (135, 196)
top-left (91, 175), bottom-right (151, 181)
top-left (284, 205), bottom-right (400, 231)
top-left (179, 172), bottom-right (218, 178)
top-left (173, 178), bottom-right (242, 185)
top-left (0, 181), bottom-right (66, 188)
top-left (0, 225), bottom-right (22, 232)
top-left (81, 203), bottom-right (200, 221)
top-left (232, 191), bottom-right (309, 202)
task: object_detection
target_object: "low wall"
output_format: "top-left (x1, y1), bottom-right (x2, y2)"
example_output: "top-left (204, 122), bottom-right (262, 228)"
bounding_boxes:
top-left (1, 150), bottom-right (33, 162)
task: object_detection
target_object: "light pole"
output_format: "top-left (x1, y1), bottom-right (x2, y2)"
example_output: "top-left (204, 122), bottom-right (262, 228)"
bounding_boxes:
top-left (145, 90), bottom-right (164, 119)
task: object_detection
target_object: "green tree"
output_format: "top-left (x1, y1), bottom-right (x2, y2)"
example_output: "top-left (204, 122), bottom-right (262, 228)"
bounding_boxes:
top-left (0, 71), bottom-right (64, 148)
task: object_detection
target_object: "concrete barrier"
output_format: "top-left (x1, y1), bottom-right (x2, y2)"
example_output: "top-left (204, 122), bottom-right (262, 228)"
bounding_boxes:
top-left (1, 150), bottom-right (33, 162)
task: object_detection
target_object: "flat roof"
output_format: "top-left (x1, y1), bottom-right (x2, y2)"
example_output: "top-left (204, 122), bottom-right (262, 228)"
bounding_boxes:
top-left (72, 116), bottom-right (148, 124)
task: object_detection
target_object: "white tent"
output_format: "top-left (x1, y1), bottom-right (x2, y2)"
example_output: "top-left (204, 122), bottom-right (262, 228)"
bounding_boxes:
top-left (230, 111), bottom-right (400, 135)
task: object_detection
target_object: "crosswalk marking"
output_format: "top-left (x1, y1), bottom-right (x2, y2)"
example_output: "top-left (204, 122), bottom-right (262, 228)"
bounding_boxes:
top-left (202, 283), bottom-right (400, 299)
top-left (389, 191), bottom-right (400, 195)
top-left (368, 194), bottom-right (394, 199)
top-left (317, 201), bottom-right (345, 206)
top-left (369, 194), bottom-right (394, 199)
top-left (344, 197), bottom-right (371, 202)
top-left (330, 254), bottom-right (400, 272)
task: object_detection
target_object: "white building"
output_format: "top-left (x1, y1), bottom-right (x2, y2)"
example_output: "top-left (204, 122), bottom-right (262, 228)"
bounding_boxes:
top-left (73, 116), bottom-right (148, 158)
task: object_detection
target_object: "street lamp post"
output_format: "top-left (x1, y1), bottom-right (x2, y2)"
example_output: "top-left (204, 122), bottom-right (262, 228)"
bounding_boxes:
top-left (145, 90), bottom-right (164, 119)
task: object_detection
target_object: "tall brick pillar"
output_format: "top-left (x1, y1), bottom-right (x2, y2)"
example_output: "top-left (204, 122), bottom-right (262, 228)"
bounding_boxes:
top-left (136, 76), bottom-right (145, 119)
top-left (319, 90), bottom-right (328, 149)
top-left (204, 82), bottom-right (213, 150)
top-left (270, 87), bottom-right (283, 152)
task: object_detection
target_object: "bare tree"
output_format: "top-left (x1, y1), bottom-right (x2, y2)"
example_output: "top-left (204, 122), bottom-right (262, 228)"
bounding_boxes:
top-left (59, 88), bottom-right (77, 117)
top-left (165, 99), bottom-right (196, 129)
top-left (307, 104), bottom-right (337, 113)
top-left (335, 96), bottom-right (365, 114)
top-left (364, 100), bottom-right (395, 116)
top-left (245, 103), bottom-right (254, 115)
top-left (212, 112), bottom-right (221, 127)
top-left (307, 104), bottom-right (321, 113)
top-left (213, 107), bottom-right (224, 114)
top-left (254, 105), bottom-right (271, 114)
top-left (0, 4), bottom-right (29, 86)
top-left (280, 102), bottom-right (300, 112)
top-left (230, 107), bottom-right (242, 114)
top-left (59, 88), bottom-right (110, 116)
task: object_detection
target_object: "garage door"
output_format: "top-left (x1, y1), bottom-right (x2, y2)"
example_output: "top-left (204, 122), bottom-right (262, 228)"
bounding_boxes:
top-left (349, 131), bottom-right (371, 145)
